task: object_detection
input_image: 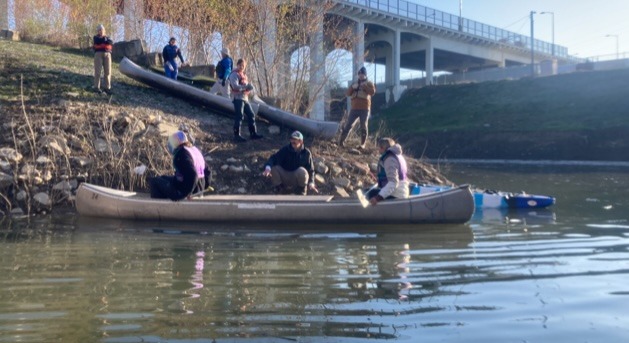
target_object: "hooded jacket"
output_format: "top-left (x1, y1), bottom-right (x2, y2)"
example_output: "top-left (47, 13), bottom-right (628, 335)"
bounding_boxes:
top-left (376, 144), bottom-right (409, 199)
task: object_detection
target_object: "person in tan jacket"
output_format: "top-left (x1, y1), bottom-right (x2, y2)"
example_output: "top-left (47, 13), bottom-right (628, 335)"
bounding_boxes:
top-left (339, 66), bottom-right (376, 149)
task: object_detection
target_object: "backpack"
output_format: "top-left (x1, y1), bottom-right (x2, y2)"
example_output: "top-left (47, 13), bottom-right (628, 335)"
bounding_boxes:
top-left (215, 63), bottom-right (224, 79)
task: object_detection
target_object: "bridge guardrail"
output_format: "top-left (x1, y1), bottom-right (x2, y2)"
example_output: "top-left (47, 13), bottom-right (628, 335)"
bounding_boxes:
top-left (341, 0), bottom-right (568, 59)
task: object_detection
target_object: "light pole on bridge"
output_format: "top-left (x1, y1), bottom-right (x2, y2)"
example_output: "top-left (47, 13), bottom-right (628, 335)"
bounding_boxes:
top-left (530, 11), bottom-right (536, 77)
top-left (605, 34), bottom-right (619, 59)
top-left (540, 11), bottom-right (555, 57)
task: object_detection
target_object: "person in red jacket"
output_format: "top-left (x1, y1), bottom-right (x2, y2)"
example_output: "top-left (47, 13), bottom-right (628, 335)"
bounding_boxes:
top-left (92, 24), bottom-right (113, 95)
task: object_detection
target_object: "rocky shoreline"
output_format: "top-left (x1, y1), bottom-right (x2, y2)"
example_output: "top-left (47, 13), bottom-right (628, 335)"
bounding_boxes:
top-left (0, 39), bottom-right (448, 217)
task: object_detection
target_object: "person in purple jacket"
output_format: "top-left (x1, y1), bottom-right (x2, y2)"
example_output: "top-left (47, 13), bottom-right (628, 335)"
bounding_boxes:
top-left (149, 131), bottom-right (208, 201)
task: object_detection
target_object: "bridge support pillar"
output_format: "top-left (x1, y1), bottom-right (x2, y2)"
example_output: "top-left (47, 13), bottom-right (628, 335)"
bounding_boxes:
top-left (353, 20), bottom-right (365, 73)
top-left (123, 0), bottom-right (144, 41)
top-left (309, 16), bottom-right (325, 121)
top-left (0, 0), bottom-right (8, 30)
top-left (425, 38), bottom-right (434, 85)
top-left (385, 29), bottom-right (406, 103)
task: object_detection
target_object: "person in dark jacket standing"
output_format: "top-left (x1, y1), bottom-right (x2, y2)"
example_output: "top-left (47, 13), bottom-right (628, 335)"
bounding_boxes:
top-left (209, 47), bottom-right (232, 98)
top-left (228, 58), bottom-right (263, 142)
top-left (93, 24), bottom-right (113, 94)
top-left (262, 131), bottom-right (318, 195)
top-left (339, 66), bottom-right (376, 149)
top-left (149, 131), bottom-right (207, 201)
top-left (162, 37), bottom-right (186, 80)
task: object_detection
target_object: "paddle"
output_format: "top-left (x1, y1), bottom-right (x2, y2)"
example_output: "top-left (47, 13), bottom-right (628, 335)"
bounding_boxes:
top-left (356, 184), bottom-right (377, 208)
top-left (356, 189), bottom-right (369, 208)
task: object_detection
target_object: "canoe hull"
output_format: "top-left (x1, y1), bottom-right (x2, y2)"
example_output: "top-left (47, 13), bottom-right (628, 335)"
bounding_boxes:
top-left (76, 183), bottom-right (474, 224)
top-left (119, 58), bottom-right (339, 139)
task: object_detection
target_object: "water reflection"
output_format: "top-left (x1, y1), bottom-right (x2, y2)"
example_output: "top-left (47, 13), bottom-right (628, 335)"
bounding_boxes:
top-left (2, 160), bottom-right (629, 343)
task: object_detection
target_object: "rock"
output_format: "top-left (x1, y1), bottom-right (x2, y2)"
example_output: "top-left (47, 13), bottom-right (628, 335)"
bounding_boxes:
top-left (38, 135), bottom-right (71, 155)
top-left (226, 157), bottom-right (240, 163)
top-left (16, 190), bottom-right (28, 202)
top-left (20, 164), bottom-right (40, 178)
top-left (332, 177), bottom-right (351, 189)
top-left (236, 187), bottom-right (247, 194)
top-left (314, 174), bottom-right (326, 185)
top-left (53, 181), bottom-right (73, 191)
top-left (10, 208), bottom-right (24, 216)
top-left (268, 126), bottom-right (281, 135)
top-left (71, 156), bottom-right (92, 168)
top-left (315, 161), bottom-right (329, 175)
top-left (33, 192), bottom-right (51, 207)
top-left (334, 186), bottom-right (350, 198)
top-left (352, 161), bottom-right (371, 175)
top-left (93, 139), bottom-right (121, 154)
top-left (0, 147), bottom-right (22, 163)
top-left (0, 160), bottom-right (10, 172)
top-left (0, 171), bottom-right (13, 187)
top-left (229, 165), bottom-right (244, 173)
top-left (220, 164), bottom-right (229, 171)
top-left (36, 156), bottom-right (53, 165)
top-left (330, 164), bottom-right (343, 177)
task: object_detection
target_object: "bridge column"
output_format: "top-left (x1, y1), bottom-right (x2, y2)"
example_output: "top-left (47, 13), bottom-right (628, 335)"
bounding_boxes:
top-left (425, 38), bottom-right (434, 85)
top-left (353, 20), bottom-right (365, 73)
top-left (0, 0), bottom-right (8, 29)
top-left (123, 0), bottom-right (144, 41)
top-left (309, 16), bottom-right (325, 121)
top-left (391, 29), bottom-right (405, 102)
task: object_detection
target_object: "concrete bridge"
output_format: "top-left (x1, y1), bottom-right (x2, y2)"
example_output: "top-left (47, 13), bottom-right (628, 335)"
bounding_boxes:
top-left (1, 0), bottom-right (572, 120)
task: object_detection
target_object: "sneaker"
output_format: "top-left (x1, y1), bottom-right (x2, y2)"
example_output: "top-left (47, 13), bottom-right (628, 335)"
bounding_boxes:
top-left (250, 133), bottom-right (264, 140)
top-left (273, 184), bottom-right (285, 194)
top-left (234, 135), bottom-right (247, 143)
top-left (357, 144), bottom-right (365, 150)
top-left (103, 88), bottom-right (112, 95)
top-left (294, 186), bottom-right (307, 196)
top-left (93, 87), bottom-right (103, 94)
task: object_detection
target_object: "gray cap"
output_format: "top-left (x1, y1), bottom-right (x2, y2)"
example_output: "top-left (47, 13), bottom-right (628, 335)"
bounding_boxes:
top-left (97, 24), bottom-right (105, 31)
top-left (221, 47), bottom-right (230, 56)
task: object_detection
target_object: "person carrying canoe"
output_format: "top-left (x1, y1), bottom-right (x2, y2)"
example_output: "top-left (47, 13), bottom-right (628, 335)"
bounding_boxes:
top-left (338, 66), bottom-right (376, 149)
top-left (366, 137), bottom-right (409, 205)
top-left (162, 37), bottom-right (186, 80)
top-left (228, 58), bottom-right (263, 142)
top-left (209, 47), bottom-right (232, 98)
top-left (262, 131), bottom-right (318, 195)
top-left (149, 131), bottom-right (208, 201)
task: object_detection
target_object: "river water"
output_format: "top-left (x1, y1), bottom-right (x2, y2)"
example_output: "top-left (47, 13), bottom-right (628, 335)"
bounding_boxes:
top-left (1, 162), bottom-right (628, 342)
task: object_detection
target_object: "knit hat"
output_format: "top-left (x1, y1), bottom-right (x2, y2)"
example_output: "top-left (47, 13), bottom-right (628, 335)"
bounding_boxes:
top-left (169, 37), bottom-right (176, 43)
top-left (97, 24), bottom-right (105, 31)
top-left (221, 47), bottom-right (230, 56)
top-left (167, 131), bottom-right (188, 154)
top-left (290, 131), bottom-right (303, 141)
top-left (358, 66), bottom-right (367, 75)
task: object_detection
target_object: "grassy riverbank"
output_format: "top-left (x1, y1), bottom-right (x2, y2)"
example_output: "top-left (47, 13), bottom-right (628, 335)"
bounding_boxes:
top-left (0, 39), bottom-right (447, 215)
top-left (376, 68), bottom-right (629, 161)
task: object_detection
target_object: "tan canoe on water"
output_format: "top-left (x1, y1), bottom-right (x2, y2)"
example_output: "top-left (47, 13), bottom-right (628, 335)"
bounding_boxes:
top-left (75, 183), bottom-right (475, 224)
top-left (118, 57), bottom-right (340, 140)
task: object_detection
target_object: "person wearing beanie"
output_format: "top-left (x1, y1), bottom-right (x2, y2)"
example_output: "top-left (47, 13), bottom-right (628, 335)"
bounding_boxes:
top-left (209, 47), bottom-right (233, 98)
top-left (92, 24), bottom-right (114, 95)
top-left (162, 37), bottom-right (186, 80)
top-left (148, 131), bottom-right (208, 201)
top-left (262, 131), bottom-right (318, 195)
top-left (339, 65), bottom-right (376, 149)
top-left (228, 58), bottom-right (263, 142)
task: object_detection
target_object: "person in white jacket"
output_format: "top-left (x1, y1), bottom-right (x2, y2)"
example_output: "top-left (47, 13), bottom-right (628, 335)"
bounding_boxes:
top-left (366, 138), bottom-right (410, 205)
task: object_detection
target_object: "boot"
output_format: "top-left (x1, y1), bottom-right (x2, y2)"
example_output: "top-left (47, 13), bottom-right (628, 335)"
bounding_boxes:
top-left (295, 185), bottom-right (307, 195)
top-left (234, 128), bottom-right (246, 142)
top-left (338, 130), bottom-right (348, 147)
top-left (249, 126), bottom-right (263, 140)
top-left (358, 134), bottom-right (367, 150)
top-left (273, 184), bottom-right (285, 194)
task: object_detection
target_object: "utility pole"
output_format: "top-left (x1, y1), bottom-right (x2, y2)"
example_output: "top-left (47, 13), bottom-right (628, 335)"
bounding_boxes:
top-left (530, 11), bottom-right (536, 77)
top-left (540, 11), bottom-right (555, 57)
top-left (458, 0), bottom-right (463, 31)
top-left (606, 34), bottom-right (619, 59)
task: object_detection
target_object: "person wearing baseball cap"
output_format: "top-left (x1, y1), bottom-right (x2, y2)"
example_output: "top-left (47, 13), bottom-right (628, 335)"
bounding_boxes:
top-left (262, 131), bottom-right (318, 195)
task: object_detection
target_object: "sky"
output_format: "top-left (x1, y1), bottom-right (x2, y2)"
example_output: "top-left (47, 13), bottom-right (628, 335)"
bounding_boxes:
top-left (416, 0), bottom-right (628, 59)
